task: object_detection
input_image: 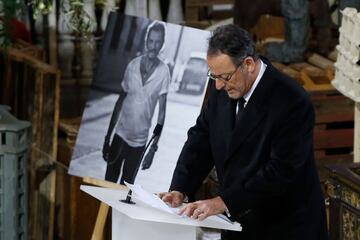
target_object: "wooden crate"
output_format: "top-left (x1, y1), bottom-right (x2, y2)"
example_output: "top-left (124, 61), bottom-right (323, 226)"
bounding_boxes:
top-left (250, 15), bottom-right (285, 42)
top-left (312, 93), bottom-right (354, 184)
top-left (312, 93), bottom-right (354, 158)
top-left (185, 0), bottom-right (234, 29)
top-left (1, 41), bottom-right (60, 240)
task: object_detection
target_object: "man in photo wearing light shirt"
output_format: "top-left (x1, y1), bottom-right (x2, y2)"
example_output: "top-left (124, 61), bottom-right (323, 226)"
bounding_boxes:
top-left (103, 21), bottom-right (170, 185)
top-left (160, 24), bottom-right (329, 240)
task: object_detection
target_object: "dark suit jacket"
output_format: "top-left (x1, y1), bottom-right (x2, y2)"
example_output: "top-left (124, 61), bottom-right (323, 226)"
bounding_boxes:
top-left (170, 57), bottom-right (329, 240)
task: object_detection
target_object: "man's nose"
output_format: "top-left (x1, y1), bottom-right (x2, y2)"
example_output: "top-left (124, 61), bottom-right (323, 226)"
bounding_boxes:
top-left (155, 42), bottom-right (161, 50)
top-left (215, 79), bottom-right (225, 90)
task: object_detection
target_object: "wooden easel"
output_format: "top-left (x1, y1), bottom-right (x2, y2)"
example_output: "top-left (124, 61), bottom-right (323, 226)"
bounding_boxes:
top-left (82, 177), bottom-right (127, 240)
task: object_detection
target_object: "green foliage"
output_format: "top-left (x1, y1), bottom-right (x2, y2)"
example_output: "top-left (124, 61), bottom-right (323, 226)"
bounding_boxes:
top-left (29, 0), bottom-right (53, 19)
top-left (0, 0), bottom-right (24, 48)
top-left (95, 0), bottom-right (107, 6)
top-left (0, 0), bottom-right (106, 49)
top-left (63, 0), bottom-right (96, 37)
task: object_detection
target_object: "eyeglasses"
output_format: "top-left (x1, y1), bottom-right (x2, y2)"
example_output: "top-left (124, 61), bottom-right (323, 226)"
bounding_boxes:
top-left (207, 63), bottom-right (242, 82)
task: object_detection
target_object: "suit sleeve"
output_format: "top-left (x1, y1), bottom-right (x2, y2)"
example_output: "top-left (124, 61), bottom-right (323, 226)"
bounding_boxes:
top-left (169, 83), bottom-right (215, 199)
top-left (219, 96), bottom-right (315, 215)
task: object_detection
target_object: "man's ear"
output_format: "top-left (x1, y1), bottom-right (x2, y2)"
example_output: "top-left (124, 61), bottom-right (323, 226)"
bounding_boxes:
top-left (244, 57), bottom-right (255, 73)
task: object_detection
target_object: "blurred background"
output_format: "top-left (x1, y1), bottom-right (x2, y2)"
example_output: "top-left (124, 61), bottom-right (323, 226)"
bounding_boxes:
top-left (1, 0), bottom-right (360, 239)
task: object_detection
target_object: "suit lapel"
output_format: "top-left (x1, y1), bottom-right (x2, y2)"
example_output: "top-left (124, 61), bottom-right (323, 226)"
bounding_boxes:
top-left (214, 93), bottom-right (237, 154)
top-left (226, 103), bottom-right (266, 161)
top-left (225, 57), bottom-right (274, 163)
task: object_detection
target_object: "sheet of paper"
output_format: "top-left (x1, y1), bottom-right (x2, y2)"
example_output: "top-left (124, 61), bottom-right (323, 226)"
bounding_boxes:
top-left (125, 182), bottom-right (179, 215)
top-left (124, 182), bottom-right (235, 225)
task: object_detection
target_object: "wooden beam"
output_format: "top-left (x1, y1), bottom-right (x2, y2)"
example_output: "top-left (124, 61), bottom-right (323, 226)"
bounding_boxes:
top-left (313, 128), bottom-right (354, 149)
top-left (82, 177), bottom-right (127, 240)
top-left (187, 0), bottom-right (233, 7)
top-left (312, 96), bottom-right (354, 123)
top-left (6, 48), bottom-right (58, 74)
top-left (308, 53), bottom-right (335, 72)
top-left (272, 62), bottom-right (301, 84)
top-left (300, 71), bottom-right (334, 92)
top-left (355, 102), bottom-right (360, 162)
top-left (83, 177), bottom-right (127, 190)
top-left (91, 203), bottom-right (109, 240)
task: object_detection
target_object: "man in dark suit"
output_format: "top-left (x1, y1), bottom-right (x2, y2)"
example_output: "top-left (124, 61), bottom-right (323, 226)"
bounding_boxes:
top-left (159, 24), bottom-right (329, 239)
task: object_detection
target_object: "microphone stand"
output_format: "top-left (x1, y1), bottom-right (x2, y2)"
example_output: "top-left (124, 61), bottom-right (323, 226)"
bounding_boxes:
top-left (121, 125), bottom-right (162, 204)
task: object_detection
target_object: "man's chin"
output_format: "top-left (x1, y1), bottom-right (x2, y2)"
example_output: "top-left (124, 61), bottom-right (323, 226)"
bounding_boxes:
top-left (147, 52), bottom-right (158, 59)
top-left (227, 91), bottom-right (241, 99)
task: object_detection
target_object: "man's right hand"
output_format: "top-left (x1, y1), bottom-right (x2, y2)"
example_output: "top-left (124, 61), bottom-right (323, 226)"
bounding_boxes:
top-left (102, 137), bottom-right (110, 161)
top-left (158, 191), bottom-right (184, 208)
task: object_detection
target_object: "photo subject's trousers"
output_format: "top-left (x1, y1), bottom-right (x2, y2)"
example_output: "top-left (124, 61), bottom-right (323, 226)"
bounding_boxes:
top-left (105, 134), bottom-right (145, 184)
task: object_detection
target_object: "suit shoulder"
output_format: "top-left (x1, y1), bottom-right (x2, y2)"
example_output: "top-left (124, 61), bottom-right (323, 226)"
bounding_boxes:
top-left (266, 65), bottom-right (312, 113)
top-left (272, 66), bottom-right (309, 102)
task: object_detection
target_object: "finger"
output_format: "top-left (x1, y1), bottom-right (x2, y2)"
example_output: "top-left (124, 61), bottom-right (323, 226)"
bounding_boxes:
top-left (197, 211), bottom-right (208, 221)
top-left (171, 199), bottom-right (181, 208)
top-left (191, 208), bottom-right (204, 219)
top-left (191, 208), bottom-right (200, 219)
top-left (157, 192), bottom-right (166, 199)
top-left (161, 193), bottom-right (173, 203)
top-left (178, 203), bottom-right (192, 215)
top-left (178, 204), bottom-right (188, 215)
top-left (184, 204), bottom-right (197, 217)
top-left (178, 203), bottom-right (195, 217)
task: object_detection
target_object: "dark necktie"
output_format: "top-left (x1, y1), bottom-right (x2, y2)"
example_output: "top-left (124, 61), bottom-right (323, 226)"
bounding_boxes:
top-left (235, 97), bottom-right (246, 125)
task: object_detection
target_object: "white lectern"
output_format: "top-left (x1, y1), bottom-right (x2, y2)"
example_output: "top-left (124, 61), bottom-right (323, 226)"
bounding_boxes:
top-left (81, 185), bottom-right (241, 240)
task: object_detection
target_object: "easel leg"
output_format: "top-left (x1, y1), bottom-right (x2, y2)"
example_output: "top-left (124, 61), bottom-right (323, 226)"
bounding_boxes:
top-left (82, 177), bottom-right (126, 239)
top-left (91, 203), bottom-right (109, 240)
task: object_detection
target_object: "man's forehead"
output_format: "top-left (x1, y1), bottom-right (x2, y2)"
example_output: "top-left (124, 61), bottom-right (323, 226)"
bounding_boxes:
top-left (207, 53), bottom-right (234, 73)
top-left (148, 30), bottom-right (163, 39)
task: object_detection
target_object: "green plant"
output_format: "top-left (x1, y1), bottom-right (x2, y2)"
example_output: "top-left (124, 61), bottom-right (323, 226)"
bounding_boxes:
top-left (62, 0), bottom-right (96, 37)
top-left (0, 0), bottom-right (25, 48)
top-left (0, 0), bottom-right (103, 49)
top-left (0, 0), bottom-right (53, 48)
top-left (29, 0), bottom-right (53, 19)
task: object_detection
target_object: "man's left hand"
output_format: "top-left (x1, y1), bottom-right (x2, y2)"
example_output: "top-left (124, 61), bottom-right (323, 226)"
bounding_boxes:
top-left (178, 196), bottom-right (227, 221)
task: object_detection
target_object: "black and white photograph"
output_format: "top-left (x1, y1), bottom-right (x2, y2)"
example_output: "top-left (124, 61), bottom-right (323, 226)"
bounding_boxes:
top-left (68, 13), bottom-right (211, 193)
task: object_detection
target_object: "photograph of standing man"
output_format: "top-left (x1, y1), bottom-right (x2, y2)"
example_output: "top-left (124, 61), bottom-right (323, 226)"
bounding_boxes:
top-left (103, 21), bottom-right (170, 185)
top-left (160, 24), bottom-right (329, 239)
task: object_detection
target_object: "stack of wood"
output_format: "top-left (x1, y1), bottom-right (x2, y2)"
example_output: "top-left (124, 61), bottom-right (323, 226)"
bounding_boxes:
top-left (185, 0), bottom-right (234, 29)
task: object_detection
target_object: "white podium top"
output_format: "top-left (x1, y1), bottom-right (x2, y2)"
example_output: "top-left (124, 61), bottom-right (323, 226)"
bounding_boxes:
top-left (80, 185), bottom-right (242, 232)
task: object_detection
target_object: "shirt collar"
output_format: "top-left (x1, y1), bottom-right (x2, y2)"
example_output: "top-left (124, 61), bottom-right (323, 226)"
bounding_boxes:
top-left (243, 59), bottom-right (267, 106)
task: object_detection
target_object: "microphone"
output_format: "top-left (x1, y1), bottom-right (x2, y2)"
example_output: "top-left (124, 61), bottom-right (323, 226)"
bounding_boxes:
top-left (153, 124), bottom-right (163, 136)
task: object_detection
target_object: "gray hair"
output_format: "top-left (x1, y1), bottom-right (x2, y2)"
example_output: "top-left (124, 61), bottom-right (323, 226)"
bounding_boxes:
top-left (208, 24), bottom-right (258, 66)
